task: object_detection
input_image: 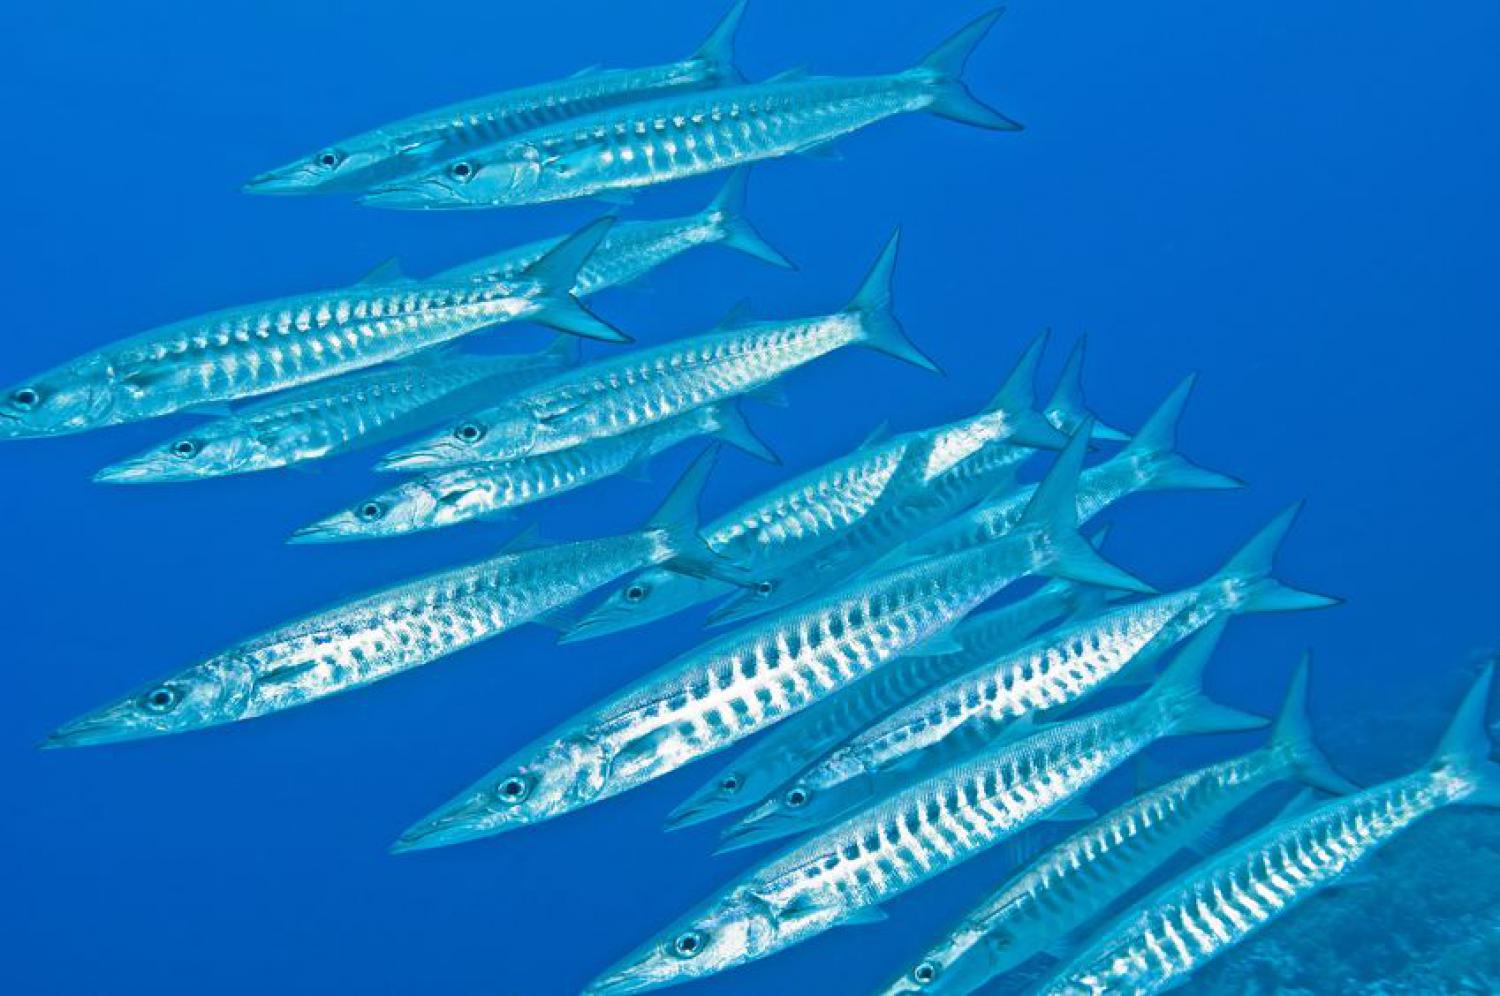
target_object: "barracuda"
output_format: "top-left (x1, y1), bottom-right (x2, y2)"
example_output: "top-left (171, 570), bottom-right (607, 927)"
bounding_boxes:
top-left (376, 231), bottom-right (937, 473)
top-left (0, 220), bottom-right (624, 440)
top-left (291, 402), bottom-right (775, 543)
top-left (721, 503), bottom-right (1337, 850)
top-left (1038, 666), bottom-right (1500, 996)
top-left (583, 623), bottom-right (1265, 996)
top-left (389, 424), bottom-right (1153, 853)
top-left (42, 450), bottom-right (727, 748)
top-left (666, 560), bottom-right (1121, 831)
top-left (563, 335), bottom-right (1107, 645)
top-left (360, 10), bottom-right (1019, 210)
top-left (435, 169), bottom-right (791, 293)
top-left (92, 340), bottom-right (578, 483)
top-left (244, 0), bottom-right (748, 195)
top-left (879, 657), bottom-right (1354, 996)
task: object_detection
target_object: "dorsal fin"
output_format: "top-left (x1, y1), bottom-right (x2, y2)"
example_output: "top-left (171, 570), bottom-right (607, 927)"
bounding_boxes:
top-left (357, 257), bottom-right (409, 285)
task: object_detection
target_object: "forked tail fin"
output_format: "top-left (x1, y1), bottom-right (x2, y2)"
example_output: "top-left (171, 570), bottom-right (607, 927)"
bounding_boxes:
top-left (704, 169), bottom-right (795, 270)
top-left (645, 447), bottom-right (740, 583)
top-left (1268, 653), bottom-right (1359, 795)
top-left (984, 331), bottom-right (1069, 451)
top-left (846, 230), bottom-right (942, 374)
top-left (1144, 616), bottom-right (1267, 736)
top-left (1209, 502), bottom-right (1341, 613)
top-left (523, 217), bottom-right (631, 342)
top-left (1430, 663), bottom-right (1500, 808)
top-left (689, 0), bottom-right (749, 84)
top-left (1045, 336), bottom-right (1129, 442)
top-left (1115, 374), bottom-right (1244, 492)
top-left (915, 8), bottom-right (1023, 131)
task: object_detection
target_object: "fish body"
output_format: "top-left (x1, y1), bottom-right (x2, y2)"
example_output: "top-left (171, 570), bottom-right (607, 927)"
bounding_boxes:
top-left (377, 232), bottom-right (934, 472)
top-left (1037, 667), bottom-right (1500, 996)
top-left (584, 623), bottom-right (1261, 995)
top-left (362, 12), bottom-right (1019, 210)
top-left (244, 1), bottom-right (748, 194)
top-left (93, 343), bottom-right (576, 482)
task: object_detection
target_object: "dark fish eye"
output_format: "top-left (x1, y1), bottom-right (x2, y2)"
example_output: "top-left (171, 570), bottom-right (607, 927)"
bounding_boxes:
top-left (786, 787), bottom-right (809, 807)
top-left (754, 580), bottom-right (775, 596)
top-left (171, 439), bottom-right (199, 459)
top-left (454, 422), bottom-right (485, 444)
top-left (141, 685), bottom-right (180, 714)
top-left (357, 501), bottom-right (384, 522)
top-left (720, 775), bottom-right (741, 792)
top-left (913, 962), bottom-right (938, 985)
top-left (623, 584), bottom-right (648, 603)
top-left (11, 387), bottom-right (39, 409)
top-left (317, 150), bottom-right (342, 168)
top-left (450, 161), bottom-right (474, 180)
top-left (496, 775), bottom-right (531, 804)
top-left (672, 930), bottom-right (706, 959)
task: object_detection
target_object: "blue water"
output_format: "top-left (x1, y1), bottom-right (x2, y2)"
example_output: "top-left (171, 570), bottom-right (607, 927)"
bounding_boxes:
top-left (3, 2), bottom-right (1497, 993)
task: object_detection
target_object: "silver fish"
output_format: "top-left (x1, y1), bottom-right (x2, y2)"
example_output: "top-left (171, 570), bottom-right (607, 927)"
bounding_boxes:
top-left (1036, 665), bottom-right (1500, 996)
top-left (360, 10), bottom-right (1019, 210)
top-left (43, 449), bottom-right (727, 747)
top-left (582, 622), bottom-right (1264, 995)
top-left (244, 0), bottom-right (748, 195)
top-left (434, 169), bottom-right (792, 292)
top-left (0, 220), bottom-right (624, 440)
top-left (376, 231), bottom-right (937, 473)
top-left (92, 340), bottom-right (578, 483)
top-left (390, 425), bottom-right (1152, 853)
top-left (665, 555), bottom-right (1121, 831)
top-left (721, 503), bottom-right (1336, 850)
top-left (290, 402), bottom-right (775, 543)
top-left (877, 656), bottom-right (1353, 996)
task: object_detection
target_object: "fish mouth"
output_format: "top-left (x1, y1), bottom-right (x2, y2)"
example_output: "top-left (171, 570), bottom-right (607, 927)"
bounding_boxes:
top-left (662, 784), bottom-right (746, 832)
top-left (92, 459), bottom-right (171, 484)
top-left (390, 805), bottom-right (505, 854)
top-left (714, 815), bottom-right (803, 854)
top-left (357, 180), bottom-right (470, 211)
top-left (582, 956), bottom-right (679, 996)
top-left (373, 447), bottom-right (453, 473)
top-left (287, 519), bottom-right (364, 545)
top-left (704, 594), bottom-right (770, 627)
top-left (42, 709), bottom-right (142, 749)
top-left (241, 169), bottom-right (319, 195)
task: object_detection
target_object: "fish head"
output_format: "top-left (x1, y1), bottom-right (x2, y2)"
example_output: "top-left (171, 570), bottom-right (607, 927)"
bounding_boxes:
top-left (563, 569), bottom-right (727, 644)
top-left (715, 777), bottom-right (833, 851)
top-left (376, 407), bottom-right (537, 473)
top-left (877, 921), bottom-right (1026, 995)
top-left (44, 655), bottom-right (256, 748)
top-left (663, 757), bottom-right (778, 831)
top-left (290, 480), bottom-right (457, 543)
top-left (585, 887), bottom-right (784, 995)
top-left (703, 572), bottom-right (794, 627)
top-left (0, 358), bottom-right (118, 439)
top-left (358, 145), bottom-right (544, 210)
top-left (94, 426), bottom-right (263, 483)
top-left (242, 140), bottom-right (401, 195)
top-left (392, 733), bottom-right (610, 852)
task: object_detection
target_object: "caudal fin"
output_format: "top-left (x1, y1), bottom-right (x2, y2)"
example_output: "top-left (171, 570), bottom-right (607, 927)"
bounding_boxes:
top-left (1268, 653), bottom-right (1359, 795)
top-left (1116, 375), bottom-right (1245, 492)
top-left (705, 170), bottom-right (795, 269)
top-left (846, 230), bottom-right (942, 374)
top-left (1209, 502), bottom-right (1341, 613)
top-left (645, 446), bottom-right (741, 583)
top-left (523, 217), bottom-right (631, 342)
top-left (689, 0), bottom-right (748, 84)
top-left (1045, 336), bottom-right (1129, 442)
top-left (1145, 616), bottom-right (1268, 736)
top-left (915, 8), bottom-right (1023, 131)
top-left (1020, 420), bottom-right (1155, 594)
top-left (704, 403), bottom-right (780, 463)
top-left (1430, 664), bottom-right (1500, 807)
top-left (984, 331), bottom-right (1069, 451)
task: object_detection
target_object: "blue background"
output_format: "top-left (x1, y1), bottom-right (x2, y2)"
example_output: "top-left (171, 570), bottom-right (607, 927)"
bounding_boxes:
top-left (2, 1), bottom-right (1497, 993)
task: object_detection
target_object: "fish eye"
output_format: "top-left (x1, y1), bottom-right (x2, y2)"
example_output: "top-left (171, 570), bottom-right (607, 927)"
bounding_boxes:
top-left (10, 387), bottom-right (40, 409)
top-left (912, 961), bottom-right (939, 985)
top-left (171, 439), bottom-right (199, 459)
top-left (785, 786), bottom-right (810, 808)
top-left (623, 583), bottom-right (649, 603)
top-left (495, 775), bottom-right (531, 804)
top-left (316, 149), bottom-right (342, 169)
top-left (720, 774), bottom-right (741, 793)
top-left (671, 929), bottom-right (707, 959)
top-left (140, 685), bottom-right (181, 714)
top-left (454, 421), bottom-right (485, 444)
top-left (357, 501), bottom-right (384, 522)
top-left (449, 161), bottom-right (475, 181)
top-left (754, 580), bottom-right (775, 596)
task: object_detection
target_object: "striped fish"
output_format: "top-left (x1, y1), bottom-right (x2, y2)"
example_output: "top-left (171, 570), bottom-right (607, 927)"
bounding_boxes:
top-left (43, 450), bottom-right (726, 747)
top-left (389, 426), bottom-right (1152, 853)
top-left (877, 656), bottom-right (1352, 996)
top-left (720, 504), bottom-right (1336, 850)
top-left (290, 402), bottom-right (774, 543)
top-left (376, 232), bottom-right (938, 473)
top-left (582, 622), bottom-right (1264, 996)
top-left (244, 1), bottom-right (747, 195)
top-left (0, 220), bottom-right (623, 440)
top-left (1037, 666), bottom-right (1500, 996)
top-left (91, 340), bottom-right (577, 483)
top-left (360, 10), bottom-right (1019, 210)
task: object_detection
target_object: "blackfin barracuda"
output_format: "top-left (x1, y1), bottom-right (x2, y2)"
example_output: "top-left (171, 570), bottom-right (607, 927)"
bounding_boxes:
top-left (290, 402), bottom-right (775, 543)
top-left (43, 449), bottom-right (729, 747)
top-left (1036, 666), bottom-right (1500, 996)
top-left (377, 231), bottom-right (938, 473)
top-left (583, 623), bottom-right (1265, 995)
top-left (361, 10), bottom-right (1020, 210)
top-left (720, 503), bottom-right (1337, 850)
top-left (244, 0), bottom-right (748, 195)
top-left (390, 425), bottom-right (1152, 853)
top-left (92, 340), bottom-right (578, 482)
top-left (0, 220), bottom-right (624, 440)
top-left (878, 657), bottom-right (1353, 996)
